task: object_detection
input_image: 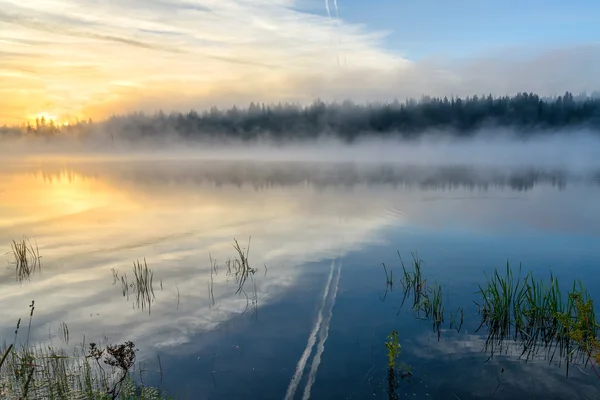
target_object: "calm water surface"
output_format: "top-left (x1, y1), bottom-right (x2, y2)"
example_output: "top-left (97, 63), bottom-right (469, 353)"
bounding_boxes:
top-left (1, 158), bottom-right (600, 399)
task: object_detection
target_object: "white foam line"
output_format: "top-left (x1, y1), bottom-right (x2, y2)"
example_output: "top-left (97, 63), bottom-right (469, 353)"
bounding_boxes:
top-left (301, 260), bottom-right (342, 400)
top-left (284, 260), bottom-right (336, 400)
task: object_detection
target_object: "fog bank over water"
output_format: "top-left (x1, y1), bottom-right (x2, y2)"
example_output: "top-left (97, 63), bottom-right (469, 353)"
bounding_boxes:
top-left (3, 130), bottom-right (600, 173)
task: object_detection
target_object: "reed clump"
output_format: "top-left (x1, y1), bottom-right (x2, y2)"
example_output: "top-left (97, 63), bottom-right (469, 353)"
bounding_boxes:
top-left (220, 238), bottom-right (258, 315)
top-left (393, 253), bottom-right (600, 377)
top-left (111, 259), bottom-right (156, 314)
top-left (0, 305), bottom-right (170, 399)
top-left (397, 253), bottom-right (452, 338)
top-left (132, 258), bottom-right (155, 313)
top-left (231, 237), bottom-right (256, 295)
top-left (475, 262), bottom-right (600, 376)
top-left (399, 252), bottom-right (426, 311)
top-left (9, 237), bottom-right (42, 283)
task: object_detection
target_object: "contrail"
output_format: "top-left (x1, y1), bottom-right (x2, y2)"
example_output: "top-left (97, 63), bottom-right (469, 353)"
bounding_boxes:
top-left (332, 0), bottom-right (344, 69)
top-left (301, 260), bottom-right (342, 400)
top-left (325, 0), bottom-right (331, 19)
top-left (284, 260), bottom-right (336, 400)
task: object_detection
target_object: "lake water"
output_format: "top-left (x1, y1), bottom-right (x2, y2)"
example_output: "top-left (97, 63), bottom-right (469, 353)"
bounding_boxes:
top-left (1, 156), bottom-right (600, 399)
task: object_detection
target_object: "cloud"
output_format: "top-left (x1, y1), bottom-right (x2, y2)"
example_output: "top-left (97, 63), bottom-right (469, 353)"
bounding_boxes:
top-left (0, 0), bottom-right (407, 123)
top-left (0, 0), bottom-right (598, 124)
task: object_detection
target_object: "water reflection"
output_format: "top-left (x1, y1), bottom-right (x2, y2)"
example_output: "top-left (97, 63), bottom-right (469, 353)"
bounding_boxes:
top-left (407, 333), bottom-right (600, 399)
top-left (6, 159), bottom-right (595, 191)
top-left (0, 160), bottom-right (410, 356)
top-left (0, 158), bottom-right (599, 398)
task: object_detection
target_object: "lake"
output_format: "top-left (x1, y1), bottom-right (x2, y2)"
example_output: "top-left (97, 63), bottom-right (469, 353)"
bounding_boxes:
top-left (1, 155), bottom-right (600, 399)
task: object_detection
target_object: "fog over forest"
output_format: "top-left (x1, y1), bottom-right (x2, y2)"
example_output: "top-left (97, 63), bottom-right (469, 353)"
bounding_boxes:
top-left (2, 91), bottom-right (600, 174)
top-left (2, 92), bottom-right (600, 143)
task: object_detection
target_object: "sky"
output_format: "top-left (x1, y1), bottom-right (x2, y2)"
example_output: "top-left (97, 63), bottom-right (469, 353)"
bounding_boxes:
top-left (0, 0), bottom-right (599, 125)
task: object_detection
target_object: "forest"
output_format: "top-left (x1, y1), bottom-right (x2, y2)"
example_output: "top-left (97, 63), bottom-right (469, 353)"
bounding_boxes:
top-left (2, 91), bottom-right (600, 142)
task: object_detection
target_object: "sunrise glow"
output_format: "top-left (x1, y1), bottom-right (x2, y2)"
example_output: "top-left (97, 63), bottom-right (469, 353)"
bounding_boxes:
top-left (1, 1), bottom-right (597, 126)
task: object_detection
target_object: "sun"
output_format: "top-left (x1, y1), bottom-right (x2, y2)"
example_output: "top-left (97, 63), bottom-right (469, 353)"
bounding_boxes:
top-left (36, 112), bottom-right (57, 122)
top-left (28, 112), bottom-right (61, 126)
top-left (30, 113), bottom-right (78, 127)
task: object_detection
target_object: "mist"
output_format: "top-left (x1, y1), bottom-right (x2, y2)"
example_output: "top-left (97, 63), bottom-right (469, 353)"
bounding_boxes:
top-left (2, 129), bottom-right (600, 178)
top-left (2, 92), bottom-right (600, 175)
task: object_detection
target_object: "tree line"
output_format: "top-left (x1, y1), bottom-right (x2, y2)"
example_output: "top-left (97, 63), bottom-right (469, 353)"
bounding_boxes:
top-left (3, 91), bottom-right (600, 141)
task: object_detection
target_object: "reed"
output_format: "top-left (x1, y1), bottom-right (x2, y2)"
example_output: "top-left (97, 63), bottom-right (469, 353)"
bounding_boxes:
top-left (111, 260), bottom-right (156, 314)
top-left (431, 282), bottom-right (444, 337)
top-left (198, 238), bottom-right (259, 313)
top-left (382, 263), bottom-right (393, 288)
top-left (393, 254), bottom-right (600, 376)
top-left (399, 252), bottom-right (426, 311)
top-left (232, 237), bottom-right (256, 295)
top-left (397, 252), bottom-right (447, 338)
top-left (0, 307), bottom-right (171, 399)
top-left (449, 307), bottom-right (464, 333)
top-left (475, 261), bottom-right (522, 340)
top-left (133, 258), bottom-right (155, 305)
top-left (10, 237), bottom-right (42, 283)
top-left (475, 262), bottom-right (600, 376)
top-left (58, 322), bottom-right (69, 345)
top-left (0, 344), bottom-right (12, 369)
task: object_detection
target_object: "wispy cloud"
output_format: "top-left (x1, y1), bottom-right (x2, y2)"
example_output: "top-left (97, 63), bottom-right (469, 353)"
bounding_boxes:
top-left (0, 0), bottom-right (410, 123)
top-left (0, 0), bottom-right (598, 124)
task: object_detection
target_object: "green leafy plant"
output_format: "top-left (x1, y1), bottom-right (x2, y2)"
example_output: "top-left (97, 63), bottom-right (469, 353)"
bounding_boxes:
top-left (385, 330), bottom-right (401, 369)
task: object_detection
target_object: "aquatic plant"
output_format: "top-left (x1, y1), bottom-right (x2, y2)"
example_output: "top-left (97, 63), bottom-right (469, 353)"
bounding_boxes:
top-left (392, 253), bottom-right (600, 378)
top-left (475, 262), bottom-right (600, 377)
top-left (379, 263), bottom-right (394, 302)
top-left (475, 262), bottom-right (522, 340)
top-left (231, 237), bottom-right (256, 295)
top-left (430, 283), bottom-right (444, 338)
top-left (399, 252), bottom-right (426, 311)
top-left (382, 263), bottom-right (393, 289)
top-left (385, 330), bottom-right (401, 400)
top-left (132, 258), bottom-right (155, 314)
top-left (0, 306), bottom-right (171, 399)
top-left (111, 260), bottom-right (156, 314)
top-left (397, 253), bottom-right (447, 339)
top-left (555, 290), bottom-right (600, 378)
top-left (385, 330), bottom-right (401, 370)
top-left (9, 237), bottom-right (42, 283)
top-left (384, 330), bottom-right (412, 400)
top-left (449, 307), bottom-right (464, 333)
top-left (219, 237), bottom-right (259, 316)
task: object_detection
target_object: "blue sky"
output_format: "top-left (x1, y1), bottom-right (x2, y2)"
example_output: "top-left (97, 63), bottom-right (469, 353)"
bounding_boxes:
top-left (1, 0), bottom-right (599, 123)
top-left (337, 0), bottom-right (600, 58)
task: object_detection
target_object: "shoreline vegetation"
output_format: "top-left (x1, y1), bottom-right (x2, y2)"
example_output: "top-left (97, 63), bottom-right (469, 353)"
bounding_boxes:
top-left (3, 237), bottom-right (600, 398)
top-left (0, 314), bottom-right (172, 400)
top-left (2, 92), bottom-right (600, 142)
top-left (386, 254), bottom-right (600, 399)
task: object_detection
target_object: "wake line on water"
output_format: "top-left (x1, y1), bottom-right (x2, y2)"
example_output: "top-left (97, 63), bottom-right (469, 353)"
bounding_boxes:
top-left (284, 260), bottom-right (336, 400)
top-left (302, 260), bottom-right (342, 400)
